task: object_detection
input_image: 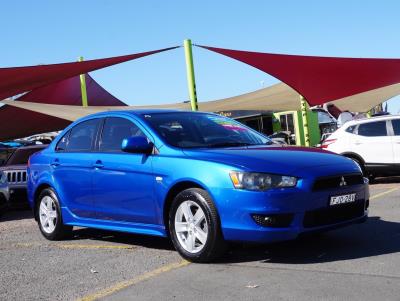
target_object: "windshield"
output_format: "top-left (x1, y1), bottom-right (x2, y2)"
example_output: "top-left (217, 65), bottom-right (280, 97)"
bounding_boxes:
top-left (142, 112), bottom-right (271, 148)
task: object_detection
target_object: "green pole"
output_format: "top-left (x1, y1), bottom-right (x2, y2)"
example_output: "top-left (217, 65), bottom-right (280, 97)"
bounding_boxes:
top-left (183, 39), bottom-right (198, 111)
top-left (78, 56), bottom-right (88, 107)
top-left (299, 95), bottom-right (310, 147)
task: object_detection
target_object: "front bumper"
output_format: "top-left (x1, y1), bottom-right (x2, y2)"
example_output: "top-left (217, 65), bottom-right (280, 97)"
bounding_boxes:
top-left (215, 181), bottom-right (369, 243)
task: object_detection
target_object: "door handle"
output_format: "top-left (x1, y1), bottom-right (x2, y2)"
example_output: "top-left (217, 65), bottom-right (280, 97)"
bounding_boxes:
top-left (93, 160), bottom-right (104, 169)
top-left (354, 141), bottom-right (363, 145)
top-left (50, 159), bottom-right (60, 167)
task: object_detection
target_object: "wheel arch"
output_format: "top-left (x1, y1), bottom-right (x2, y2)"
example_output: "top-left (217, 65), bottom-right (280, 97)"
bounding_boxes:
top-left (33, 183), bottom-right (53, 221)
top-left (340, 152), bottom-right (366, 165)
top-left (341, 152), bottom-right (367, 174)
top-left (162, 180), bottom-right (207, 234)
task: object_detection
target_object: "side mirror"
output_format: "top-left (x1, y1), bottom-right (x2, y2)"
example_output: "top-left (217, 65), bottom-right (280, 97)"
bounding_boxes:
top-left (121, 136), bottom-right (154, 154)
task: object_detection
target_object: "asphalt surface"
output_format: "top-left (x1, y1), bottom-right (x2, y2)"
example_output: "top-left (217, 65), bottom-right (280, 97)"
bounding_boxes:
top-left (1, 177), bottom-right (399, 301)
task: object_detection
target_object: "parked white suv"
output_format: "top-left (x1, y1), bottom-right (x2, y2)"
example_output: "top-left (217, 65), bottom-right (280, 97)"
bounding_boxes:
top-left (321, 115), bottom-right (400, 178)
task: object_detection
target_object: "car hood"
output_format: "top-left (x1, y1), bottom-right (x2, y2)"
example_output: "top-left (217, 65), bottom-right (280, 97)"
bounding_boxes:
top-left (182, 145), bottom-right (359, 175)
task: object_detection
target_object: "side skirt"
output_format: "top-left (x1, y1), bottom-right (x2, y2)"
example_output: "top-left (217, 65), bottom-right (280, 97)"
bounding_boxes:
top-left (61, 207), bottom-right (167, 237)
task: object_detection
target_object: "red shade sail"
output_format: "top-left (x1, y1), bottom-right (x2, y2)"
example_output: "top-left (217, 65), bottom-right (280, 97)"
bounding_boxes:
top-left (198, 45), bottom-right (400, 106)
top-left (0, 46), bottom-right (178, 100)
top-left (0, 74), bottom-right (126, 141)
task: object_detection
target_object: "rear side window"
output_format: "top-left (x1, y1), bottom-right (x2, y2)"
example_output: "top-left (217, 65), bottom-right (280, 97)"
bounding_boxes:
top-left (99, 117), bottom-right (146, 152)
top-left (392, 119), bottom-right (400, 136)
top-left (62, 119), bottom-right (100, 152)
top-left (357, 121), bottom-right (387, 137)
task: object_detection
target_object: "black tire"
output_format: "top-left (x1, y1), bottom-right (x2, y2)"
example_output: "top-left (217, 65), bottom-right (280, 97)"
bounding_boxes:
top-left (169, 188), bottom-right (227, 263)
top-left (36, 188), bottom-right (73, 240)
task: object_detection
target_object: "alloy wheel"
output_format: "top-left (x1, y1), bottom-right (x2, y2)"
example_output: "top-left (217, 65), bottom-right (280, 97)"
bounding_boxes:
top-left (174, 200), bottom-right (208, 253)
top-left (39, 196), bottom-right (58, 234)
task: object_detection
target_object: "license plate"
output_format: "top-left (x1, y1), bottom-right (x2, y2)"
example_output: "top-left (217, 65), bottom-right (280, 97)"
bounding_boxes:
top-left (330, 193), bottom-right (356, 206)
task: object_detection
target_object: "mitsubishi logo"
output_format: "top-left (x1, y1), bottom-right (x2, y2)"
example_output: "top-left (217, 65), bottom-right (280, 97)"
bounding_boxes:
top-left (339, 176), bottom-right (347, 186)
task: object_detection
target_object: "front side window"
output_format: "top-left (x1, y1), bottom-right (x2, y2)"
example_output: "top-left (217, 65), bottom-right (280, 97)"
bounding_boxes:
top-left (142, 112), bottom-right (271, 148)
top-left (99, 117), bottom-right (146, 152)
top-left (357, 121), bottom-right (387, 137)
top-left (392, 119), bottom-right (400, 136)
top-left (64, 119), bottom-right (100, 152)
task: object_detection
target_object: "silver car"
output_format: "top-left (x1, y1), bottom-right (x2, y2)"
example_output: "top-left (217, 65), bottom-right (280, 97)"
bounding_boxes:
top-left (0, 171), bottom-right (9, 215)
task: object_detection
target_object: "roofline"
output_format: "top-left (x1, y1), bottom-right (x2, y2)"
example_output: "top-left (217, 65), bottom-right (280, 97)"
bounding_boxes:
top-left (344, 114), bottom-right (400, 126)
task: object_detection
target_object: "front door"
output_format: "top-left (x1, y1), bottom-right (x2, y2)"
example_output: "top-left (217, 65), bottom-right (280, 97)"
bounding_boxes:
top-left (92, 117), bottom-right (157, 224)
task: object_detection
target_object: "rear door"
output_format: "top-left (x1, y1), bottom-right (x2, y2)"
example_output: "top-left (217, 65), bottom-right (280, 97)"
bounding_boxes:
top-left (52, 118), bottom-right (101, 218)
top-left (92, 116), bottom-right (157, 224)
top-left (352, 120), bottom-right (393, 164)
top-left (390, 118), bottom-right (400, 164)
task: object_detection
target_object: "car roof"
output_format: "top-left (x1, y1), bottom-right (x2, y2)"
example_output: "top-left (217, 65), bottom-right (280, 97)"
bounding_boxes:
top-left (100, 109), bottom-right (188, 115)
top-left (343, 114), bottom-right (400, 127)
top-left (82, 109), bottom-right (214, 120)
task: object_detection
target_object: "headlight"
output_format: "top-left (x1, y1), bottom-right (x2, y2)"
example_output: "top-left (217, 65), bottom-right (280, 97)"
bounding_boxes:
top-left (0, 172), bottom-right (6, 184)
top-left (229, 171), bottom-right (297, 191)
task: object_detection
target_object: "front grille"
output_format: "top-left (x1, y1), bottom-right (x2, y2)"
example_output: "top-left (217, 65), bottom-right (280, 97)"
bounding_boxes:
top-left (5, 170), bottom-right (27, 184)
top-left (252, 213), bottom-right (294, 228)
top-left (303, 200), bottom-right (366, 228)
top-left (313, 174), bottom-right (364, 191)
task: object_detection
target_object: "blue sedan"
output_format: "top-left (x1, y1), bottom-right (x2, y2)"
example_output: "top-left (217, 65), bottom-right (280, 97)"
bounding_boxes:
top-left (27, 110), bottom-right (369, 262)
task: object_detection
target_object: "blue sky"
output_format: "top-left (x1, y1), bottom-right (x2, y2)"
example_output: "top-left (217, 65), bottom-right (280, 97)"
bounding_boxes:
top-left (1, 0), bottom-right (400, 113)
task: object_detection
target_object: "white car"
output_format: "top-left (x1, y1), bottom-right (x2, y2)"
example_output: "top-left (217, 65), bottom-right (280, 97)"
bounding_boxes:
top-left (321, 115), bottom-right (400, 178)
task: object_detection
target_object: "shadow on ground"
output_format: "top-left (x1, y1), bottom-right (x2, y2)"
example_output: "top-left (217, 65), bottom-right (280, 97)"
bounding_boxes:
top-left (59, 215), bottom-right (400, 264)
top-left (370, 176), bottom-right (400, 184)
top-left (70, 227), bottom-right (175, 251)
top-left (0, 209), bottom-right (33, 222)
top-left (220, 216), bottom-right (400, 264)
top-left (3, 211), bottom-right (400, 264)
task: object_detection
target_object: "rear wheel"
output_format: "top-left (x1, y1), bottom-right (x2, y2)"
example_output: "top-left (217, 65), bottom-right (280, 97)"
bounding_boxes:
top-left (169, 188), bottom-right (227, 263)
top-left (37, 188), bottom-right (73, 240)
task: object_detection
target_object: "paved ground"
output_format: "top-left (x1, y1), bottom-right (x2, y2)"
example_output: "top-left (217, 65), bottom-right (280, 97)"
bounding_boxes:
top-left (0, 177), bottom-right (399, 301)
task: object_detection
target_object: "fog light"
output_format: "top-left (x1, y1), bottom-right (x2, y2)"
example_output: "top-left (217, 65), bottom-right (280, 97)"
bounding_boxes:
top-left (251, 213), bottom-right (294, 228)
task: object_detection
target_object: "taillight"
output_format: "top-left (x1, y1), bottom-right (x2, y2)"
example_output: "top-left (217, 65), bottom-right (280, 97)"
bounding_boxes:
top-left (320, 138), bottom-right (337, 149)
top-left (27, 157), bottom-right (31, 168)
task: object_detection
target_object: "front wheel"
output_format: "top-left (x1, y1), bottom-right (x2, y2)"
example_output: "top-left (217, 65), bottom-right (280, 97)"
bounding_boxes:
top-left (36, 188), bottom-right (73, 240)
top-left (169, 188), bottom-right (227, 263)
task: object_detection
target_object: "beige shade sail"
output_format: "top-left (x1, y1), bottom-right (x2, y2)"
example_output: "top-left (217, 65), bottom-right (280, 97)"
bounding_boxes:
top-left (1, 82), bottom-right (398, 124)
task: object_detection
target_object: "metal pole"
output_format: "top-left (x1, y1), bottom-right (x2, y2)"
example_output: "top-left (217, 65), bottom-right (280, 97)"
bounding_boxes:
top-left (299, 95), bottom-right (310, 147)
top-left (78, 56), bottom-right (88, 107)
top-left (183, 39), bottom-right (198, 111)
